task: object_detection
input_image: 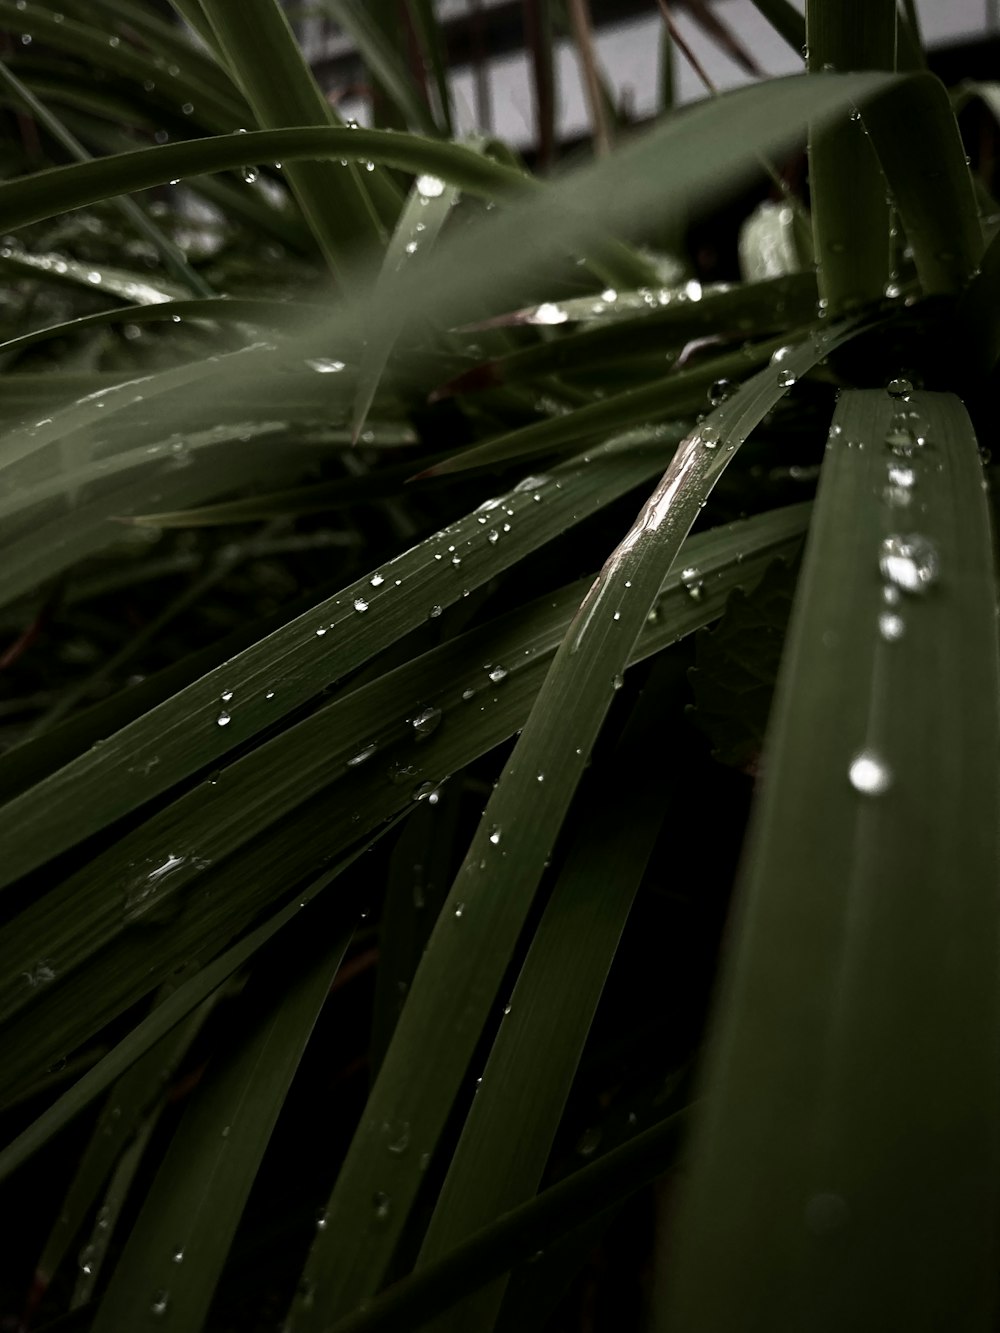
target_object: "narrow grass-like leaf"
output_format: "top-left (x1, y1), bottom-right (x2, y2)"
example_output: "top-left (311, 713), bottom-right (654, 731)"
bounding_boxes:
top-left (0, 0), bottom-right (247, 131)
top-left (438, 275), bottom-right (818, 393)
top-left (322, 1108), bottom-right (690, 1333)
top-left (318, 0), bottom-right (439, 135)
top-left (196, 0), bottom-right (393, 271)
top-left (0, 430), bottom-right (680, 889)
top-left (0, 507), bottom-right (808, 1103)
top-left (0, 62), bottom-right (214, 299)
top-left (658, 389), bottom-right (1000, 1332)
top-left (806, 0), bottom-right (894, 315)
top-left (35, 992), bottom-right (214, 1302)
top-left (420, 333), bottom-right (792, 475)
top-left (863, 72), bottom-right (984, 294)
top-left (352, 173), bottom-right (460, 441)
top-left (414, 652), bottom-right (685, 1331)
top-left (286, 323), bottom-right (861, 1327)
top-left (0, 830), bottom-right (394, 1181)
top-left (91, 906), bottom-right (355, 1333)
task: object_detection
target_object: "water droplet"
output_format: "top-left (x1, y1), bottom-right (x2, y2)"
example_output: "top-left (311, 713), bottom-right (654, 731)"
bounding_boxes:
top-left (171, 1244), bottom-right (185, 1263)
top-left (488, 825), bottom-right (501, 845)
top-left (348, 743), bottom-right (376, 767)
top-left (879, 534), bottom-right (939, 594)
top-left (306, 357), bottom-right (345, 374)
top-left (150, 1290), bottom-right (169, 1317)
top-left (413, 781), bottom-right (439, 802)
top-left (383, 1119), bottom-right (411, 1155)
top-left (777, 367), bottom-right (797, 389)
top-left (680, 566), bottom-right (705, 601)
top-left (315, 626), bottom-right (327, 637)
top-left (217, 710), bottom-right (231, 726)
top-left (886, 464), bottom-right (915, 489)
top-left (79, 1244), bottom-right (96, 1275)
top-left (416, 173), bottom-right (445, 198)
top-left (878, 611), bottom-right (905, 641)
top-left (576, 1125), bottom-right (602, 1156)
top-left (412, 706), bottom-right (442, 739)
top-left (887, 377), bottom-right (912, 399)
top-left (241, 166), bottom-right (258, 184)
top-left (370, 572), bottom-right (385, 586)
top-left (612, 673), bottom-right (624, 691)
top-left (884, 422), bottom-right (918, 457)
top-left (181, 101), bottom-right (194, 115)
top-left (700, 423), bottom-right (721, 450)
top-left (534, 302), bottom-right (567, 325)
top-left (220, 689), bottom-right (233, 702)
top-left (454, 901), bottom-right (465, 918)
top-left (428, 604), bottom-right (443, 619)
top-left (848, 749), bottom-right (892, 795)
top-left (708, 378), bottom-right (733, 406)
top-left (536, 771), bottom-right (545, 782)
top-left (486, 664), bottom-right (508, 683)
top-left (354, 596), bottom-right (369, 613)
top-left (461, 687), bottom-right (475, 701)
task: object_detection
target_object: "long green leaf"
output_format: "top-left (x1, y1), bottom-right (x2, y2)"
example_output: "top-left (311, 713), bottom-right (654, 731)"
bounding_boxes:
top-left (658, 388), bottom-right (1000, 1332)
top-left (414, 652), bottom-right (685, 1331)
top-left (91, 906), bottom-right (355, 1333)
top-left (0, 506), bottom-right (807, 1105)
top-left (286, 323), bottom-right (861, 1327)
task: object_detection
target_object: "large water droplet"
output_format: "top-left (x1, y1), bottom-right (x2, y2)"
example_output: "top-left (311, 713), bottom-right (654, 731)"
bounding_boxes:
top-left (241, 166), bottom-right (258, 184)
top-left (709, 378), bottom-right (733, 406)
top-left (887, 377), bottom-right (912, 399)
top-left (353, 596), bottom-right (369, 613)
top-left (680, 566), bottom-right (705, 601)
top-left (306, 357), bottom-right (345, 374)
top-left (217, 709), bottom-right (231, 726)
top-left (150, 1290), bottom-right (170, 1317)
top-left (534, 302), bottom-right (567, 325)
top-left (486, 664), bottom-right (508, 683)
top-left (412, 706), bottom-right (442, 739)
top-left (848, 749), bottom-right (892, 795)
top-left (879, 534), bottom-right (939, 594)
top-left (416, 173), bottom-right (445, 198)
top-left (488, 825), bottom-right (502, 845)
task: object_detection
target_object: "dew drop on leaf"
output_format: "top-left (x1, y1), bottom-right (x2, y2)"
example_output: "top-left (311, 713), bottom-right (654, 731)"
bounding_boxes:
top-left (848, 749), bottom-right (891, 795)
top-left (879, 534), bottom-right (939, 594)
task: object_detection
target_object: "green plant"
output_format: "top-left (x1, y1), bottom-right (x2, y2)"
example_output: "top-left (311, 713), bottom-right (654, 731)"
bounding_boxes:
top-left (0, 1), bottom-right (997, 1330)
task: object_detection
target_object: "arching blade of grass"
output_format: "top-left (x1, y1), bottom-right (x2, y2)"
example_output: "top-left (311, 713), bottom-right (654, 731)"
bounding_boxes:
top-left (0, 0), bottom-right (247, 131)
top-left (351, 173), bottom-right (461, 442)
top-left (195, 0), bottom-right (394, 270)
top-left (0, 62), bottom-right (213, 299)
top-left (863, 71), bottom-right (983, 294)
top-left (0, 244), bottom-right (186, 305)
top-left (286, 322), bottom-right (863, 1328)
top-left (323, 1107), bottom-right (690, 1333)
top-left (0, 427), bottom-right (683, 890)
top-left (437, 274), bottom-right (818, 391)
top-left (91, 903), bottom-right (356, 1333)
top-left (0, 297), bottom-right (328, 359)
top-left (414, 651), bottom-right (687, 1332)
top-left (658, 390), bottom-right (1000, 1333)
top-left (35, 989), bottom-right (216, 1307)
top-left (419, 333), bottom-right (793, 476)
top-left (0, 506), bottom-right (809, 1104)
top-left (806, 0), bottom-right (894, 316)
top-left (0, 831), bottom-right (398, 1182)
top-left (319, 0), bottom-right (440, 135)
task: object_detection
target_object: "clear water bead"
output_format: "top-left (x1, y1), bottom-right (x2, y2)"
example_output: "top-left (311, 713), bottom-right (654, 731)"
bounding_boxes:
top-left (416, 174), bottom-right (445, 198)
top-left (217, 710), bottom-right (231, 726)
top-left (412, 705), bottom-right (442, 738)
top-left (848, 749), bottom-right (892, 794)
top-left (878, 611), bottom-right (905, 641)
top-left (534, 302), bottom-right (567, 325)
top-left (887, 377), bottom-right (912, 398)
top-left (879, 534), bottom-right (939, 594)
top-left (353, 597), bottom-right (369, 613)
